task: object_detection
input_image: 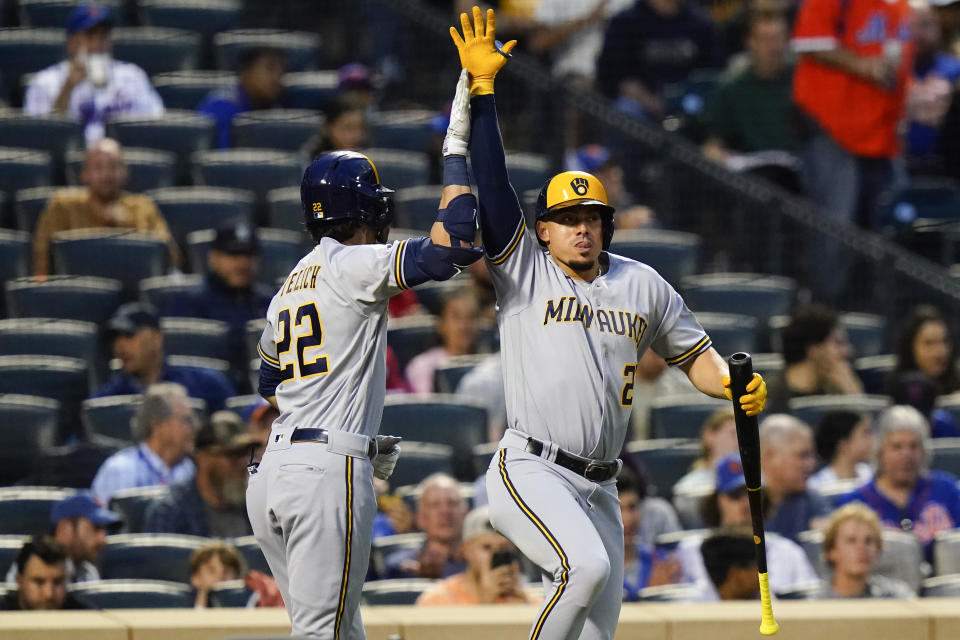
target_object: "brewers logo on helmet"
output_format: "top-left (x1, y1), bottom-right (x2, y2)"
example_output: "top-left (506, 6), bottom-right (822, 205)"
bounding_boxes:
top-left (535, 171), bottom-right (616, 249)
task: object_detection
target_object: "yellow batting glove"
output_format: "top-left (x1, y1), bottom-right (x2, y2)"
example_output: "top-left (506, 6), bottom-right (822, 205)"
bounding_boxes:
top-left (722, 373), bottom-right (768, 417)
top-left (449, 6), bottom-right (517, 95)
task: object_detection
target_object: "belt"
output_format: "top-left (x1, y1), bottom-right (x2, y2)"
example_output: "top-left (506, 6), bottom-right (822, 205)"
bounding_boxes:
top-left (524, 437), bottom-right (620, 482)
top-left (291, 427), bottom-right (377, 460)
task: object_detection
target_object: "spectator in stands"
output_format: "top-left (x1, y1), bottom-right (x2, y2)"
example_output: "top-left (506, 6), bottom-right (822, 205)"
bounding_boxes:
top-left (337, 62), bottom-right (377, 112)
top-left (764, 304), bottom-right (862, 413)
top-left (699, 533), bottom-right (760, 601)
top-left (808, 410), bottom-right (874, 491)
top-left (456, 352), bottom-right (506, 443)
top-left (531, 0), bottom-right (632, 83)
top-left (596, 0), bottom-right (722, 120)
top-left (405, 290), bottom-right (480, 394)
top-left (245, 398), bottom-right (279, 464)
top-left (567, 144), bottom-right (655, 230)
top-left (416, 506), bottom-right (540, 605)
top-left (198, 47), bottom-right (286, 149)
top-left (836, 405), bottom-right (960, 559)
top-left (90, 382), bottom-right (198, 503)
top-left (759, 414), bottom-right (830, 542)
top-left (33, 138), bottom-right (179, 277)
top-left (888, 305), bottom-right (959, 398)
top-left (144, 411), bottom-right (255, 538)
top-left (675, 408), bottom-right (739, 493)
top-left (163, 218), bottom-right (273, 391)
top-left (384, 473), bottom-right (468, 579)
top-left (619, 468), bottom-right (682, 600)
top-left (1, 537), bottom-right (90, 610)
top-left (23, 4), bottom-right (164, 144)
top-left (189, 541), bottom-right (245, 608)
top-left (306, 97), bottom-right (369, 158)
top-left (92, 302), bottom-right (236, 411)
top-left (816, 503), bottom-right (915, 598)
top-left (907, 3), bottom-right (960, 172)
top-left (626, 466), bottom-right (683, 547)
top-left (702, 10), bottom-right (801, 191)
top-left (791, 0), bottom-right (911, 301)
top-left (678, 453), bottom-right (818, 599)
top-left (372, 478), bottom-right (415, 541)
top-left (888, 372), bottom-right (959, 438)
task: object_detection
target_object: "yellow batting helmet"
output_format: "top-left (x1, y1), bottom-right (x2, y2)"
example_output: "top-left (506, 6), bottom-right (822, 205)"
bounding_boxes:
top-left (535, 171), bottom-right (615, 248)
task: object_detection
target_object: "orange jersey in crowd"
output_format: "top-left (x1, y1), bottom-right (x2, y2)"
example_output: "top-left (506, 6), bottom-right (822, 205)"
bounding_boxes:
top-left (792, 0), bottom-right (913, 158)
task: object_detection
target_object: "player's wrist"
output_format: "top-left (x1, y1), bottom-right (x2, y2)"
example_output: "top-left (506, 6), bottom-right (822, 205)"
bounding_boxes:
top-left (470, 77), bottom-right (495, 95)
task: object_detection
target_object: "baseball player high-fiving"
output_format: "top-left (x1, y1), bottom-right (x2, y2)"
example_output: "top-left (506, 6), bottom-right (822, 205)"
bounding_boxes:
top-left (246, 71), bottom-right (482, 639)
top-left (451, 7), bottom-right (768, 639)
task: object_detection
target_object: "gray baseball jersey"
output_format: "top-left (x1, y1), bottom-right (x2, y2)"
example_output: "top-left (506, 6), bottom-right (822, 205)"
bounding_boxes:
top-left (487, 221), bottom-right (711, 460)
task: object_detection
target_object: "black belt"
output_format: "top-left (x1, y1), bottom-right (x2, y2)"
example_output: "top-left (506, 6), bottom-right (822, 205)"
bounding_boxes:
top-left (291, 427), bottom-right (377, 460)
top-left (524, 437), bottom-right (620, 482)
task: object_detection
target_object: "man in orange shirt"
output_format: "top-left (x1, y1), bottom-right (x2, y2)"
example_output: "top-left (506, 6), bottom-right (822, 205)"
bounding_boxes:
top-left (416, 506), bottom-right (541, 605)
top-left (792, 0), bottom-right (912, 301)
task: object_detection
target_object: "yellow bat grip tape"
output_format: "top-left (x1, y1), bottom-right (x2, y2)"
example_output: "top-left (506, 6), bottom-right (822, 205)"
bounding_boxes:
top-left (758, 572), bottom-right (780, 635)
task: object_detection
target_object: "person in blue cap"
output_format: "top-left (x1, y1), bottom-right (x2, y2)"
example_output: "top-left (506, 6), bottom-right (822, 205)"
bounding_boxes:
top-left (23, 3), bottom-right (164, 143)
top-left (4, 493), bottom-right (121, 584)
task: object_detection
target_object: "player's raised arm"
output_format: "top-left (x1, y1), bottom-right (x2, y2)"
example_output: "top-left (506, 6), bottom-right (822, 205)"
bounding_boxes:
top-left (450, 6), bottom-right (522, 257)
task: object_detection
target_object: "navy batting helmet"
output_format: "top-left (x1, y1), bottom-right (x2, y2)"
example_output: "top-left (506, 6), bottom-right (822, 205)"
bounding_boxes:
top-left (535, 171), bottom-right (615, 250)
top-left (301, 151), bottom-right (394, 242)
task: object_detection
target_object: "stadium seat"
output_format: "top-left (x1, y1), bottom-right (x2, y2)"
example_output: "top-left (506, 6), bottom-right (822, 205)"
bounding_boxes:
top-left (19, 0), bottom-right (122, 27)
top-left (363, 148), bottom-right (429, 189)
top-left (0, 113), bottom-right (83, 182)
top-left (648, 394), bottom-right (730, 440)
top-left (879, 178), bottom-right (960, 228)
top-left (166, 355), bottom-right (231, 381)
top-left (0, 29), bottom-right (64, 104)
top-left (854, 354), bottom-right (896, 395)
top-left (370, 532), bottom-right (425, 578)
top-left (394, 185), bottom-right (443, 231)
top-left (80, 395), bottom-right (140, 442)
top-left (608, 228), bottom-right (701, 285)
top-left (282, 70), bottom-right (339, 110)
top-left (411, 276), bottom-right (469, 316)
top-left (799, 528), bottom-right (922, 590)
top-left (14, 185), bottom-right (60, 233)
top-left (152, 70), bottom-right (236, 110)
top-left (245, 318), bottom-right (266, 364)
top-left (111, 27), bottom-right (200, 76)
top-left (472, 442), bottom-right (498, 478)
top-left (5, 276), bottom-right (122, 324)
top-left (931, 438), bottom-right (960, 478)
top-left (0, 230), bottom-right (31, 315)
top-left (0, 319), bottom-right (99, 386)
top-left (67, 147), bottom-right (176, 192)
top-left (0, 355), bottom-right (87, 442)
top-left (505, 152), bottom-right (550, 195)
top-left (671, 482), bottom-right (713, 530)
top-left (433, 354), bottom-right (488, 393)
top-left (210, 579), bottom-right (253, 607)
top-left (637, 583), bottom-right (702, 602)
top-left (695, 312), bottom-right (758, 357)
top-left (0, 536), bottom-right (28, 576)
top-left (787, 395), bottom-right (893, 429)
top-left (388, 441), bottom-right (455, 490)
top-left (625, 439), bottom-right (701, 501)
top-left (361, 579), bottom-right (434, 605)
top-left (922, 574), bottom-right (960, 597)
top-left (187, 227), bottom-right (303, 287)
top-left (139, 0), bottom-right (241, 39)
top-left (233, 535), bottom-right (271, 575)
top-left (386, 315), bottom-right (438, 370)
top-left (148, 186), bottom-right (255, 250)
top-left (192, 148), bottom-right (303, 222)
top-left (160, 317), bottom-right (231, 361)
top-left (214, 29), bottom-right (321, 72)
top-left (380, 395), bottom-right (487, 482)
top-left (69, 579), bottom-right (193, 608)
top-left (109, 486), bottom-right (170, 534)
top-left (369, 110), bottom-right (437, 152)
top-left (0, 148), bottom-right (51, 198)
top-left (51, 229), bottom-right (169, 294)
top-left (840, 312), bottom-right (887, 358)
top-left (231, 109), bottom-right (320, 151)
top-left (224, 394), bottom-right (260, 418)
top-left (100, 533), bottom-right (208, 582)
top-left (107, 111), bottom-right (215, 182)
top-left (139, 273), bottom-right (203, 311)
top-left (936, 396), bottom-right (960, 432)
top-left (0, 395), bottom-right (59, 485)
top-left (30, 435), bottom-right (123, 489)
top-left (266, 186), bottom-right (304, 233)
top-left (934, 529), bottom-right (960, 575)
top-left (0, 486), bottom-right (73, 535)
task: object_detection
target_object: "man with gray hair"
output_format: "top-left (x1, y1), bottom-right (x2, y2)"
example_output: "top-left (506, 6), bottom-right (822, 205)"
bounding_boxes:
top-left (759, 414), bottom-right (829, 542)
top-left (837, 405), bottom-right (960, 560)
top-left (90, 382), bottom-right (198, 503)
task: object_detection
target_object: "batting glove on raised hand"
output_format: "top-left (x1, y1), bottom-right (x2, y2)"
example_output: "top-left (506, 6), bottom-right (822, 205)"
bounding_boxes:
top-left (373, 435), bottom-right (402, 481)
top-left (443, 69), bottom-right (472, 157)
top-left (450, 6), bottom-right (517, 95)
top-left (722, 373), bottom-right (767, 416)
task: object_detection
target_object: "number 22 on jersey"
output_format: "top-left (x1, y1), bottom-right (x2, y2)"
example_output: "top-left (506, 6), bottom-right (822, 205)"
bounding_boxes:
top-left (275, 302), bottom-right (329, 382)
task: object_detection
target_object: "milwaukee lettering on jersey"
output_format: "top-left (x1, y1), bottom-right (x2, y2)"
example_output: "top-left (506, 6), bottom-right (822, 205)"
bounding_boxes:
top-left (542, 296), bottom-right (647, 348)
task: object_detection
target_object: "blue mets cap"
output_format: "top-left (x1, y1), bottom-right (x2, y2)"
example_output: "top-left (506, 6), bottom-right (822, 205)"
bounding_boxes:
top-left (67, 4), bottom-right (114, 35)
top-left (715, 453), bottom-right (747, 494)
top-left (51, 493), bottom-right (121, 527)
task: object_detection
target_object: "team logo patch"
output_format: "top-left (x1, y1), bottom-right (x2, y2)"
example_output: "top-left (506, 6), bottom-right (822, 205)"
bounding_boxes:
top-left (570, 177), bottom-right (589, 196)
top-left (312, 201), bottom-right (324, 218)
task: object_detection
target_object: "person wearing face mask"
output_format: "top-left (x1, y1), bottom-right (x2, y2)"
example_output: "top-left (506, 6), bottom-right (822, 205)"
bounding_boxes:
top-left (23, 4), bottom-right (164, 144)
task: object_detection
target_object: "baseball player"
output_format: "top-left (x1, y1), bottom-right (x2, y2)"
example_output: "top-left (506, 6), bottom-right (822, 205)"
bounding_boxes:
top-left (246, 72), bottom-right (482, 639)
top-left (450, 8), bottom-right (768, 639)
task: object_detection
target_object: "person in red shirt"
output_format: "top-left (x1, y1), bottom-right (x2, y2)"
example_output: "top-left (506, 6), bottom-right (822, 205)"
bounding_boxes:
top-left (792, 0), bottom-right (912, 302)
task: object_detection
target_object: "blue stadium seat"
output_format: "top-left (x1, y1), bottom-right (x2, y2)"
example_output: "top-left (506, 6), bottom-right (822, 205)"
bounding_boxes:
top-left (282, 70), bottom-right (338, 110)
top-left (0, 148), bottom-right (51, 197)
top-left (152, 70), bottom-right (236, 110)
top-left (233, 535), bottom-right (271, 575)
top-left (81, 395), bottom-right (140, 443)
top-left (380, 395), bottom-right (487, 482)
top-left (370, 533), bottom-right (426, 578)
top-left (854, 354), bottom-right (896, 395)
top-left (369, 110), bottom-right (436, 153)
top-left (0, 29), bottom-right (64, 105)
top-left (67, 147), bottom-right (176, 192)
top-left (0, 395), bottom-right (59, 485)
top-left (14, 185), bottom-right (59, 233)
top-left (109, 486), bottom-right (170, 534)
top-left (210, 579), bottom-right (253, 607)
top-left (0, 229), bottom-right (31, 314)
top-left (0, 112), bottom-right (83, 182)
top-left (19, 0), bottom-right (123, 27)
top-left (245, 318), bottom-right (266, 364)
top-left (140, 0), bottom-right (240, 39)
top-left (5, 276), bottom-right (122, 324)
top-left (231, 109), bottom-right (320, 151)
top-left (100, 533), bottom-right (208, 582)
top-left (386, 315), bottom-right (438, 370)
top-left (0, 318), bottom-right (98, 368)
top-left (160, 317), bottom-right (231, 361)
top-left (187, 227), bottom-right (303, 288)
top-left (214, 29), bottom-right (321, 72)
top-left (0, 536), bottom-right (28, 576)
top-left (505, 152), bottom-right (550, 195)
top-left (51, 229), bottom-right (169, 294)
top-left (139, 273), bottom-right (203, 311)
top-left (608, 228), bottom-right (701, 285)
top-left (69, 579), bottom-right (193, 608)
top-left (433, 354), bottom-right (487, 394)
top-left (788, 395), bottom-right (893, 429)
top-left (625, 439), bottom-right (701, 501)
top-left (388, 441), bottom-right (455, 490)
top-left (192, 148), bottom-right (303, 222)
top-left (472, 442), bottom-right (498, 478)
top-left (224, 394), bottom-right (259, 418)
top-left (30, 435), bottom-right (123, 489)
top-left (165, 355), bottom-right (231, 385)
top-left (0, 355), bottom-right (88, 442)
top-left (0, 486), bottom-right (73, 535)
top-left (931, 438), bottom-right (960, 478)
top-left (648, 394), bottom-right (730, 440)
top-left (840, 312), bottom-right (887, 358)
top-left (107, 111), bottom-right (215, 182)
top-left (266, 186), bottom-right (305, 233)
top-left (361, 579), bottom-right (434, 605)
top-left (694, 312), bottom-right (758, 357)
top-left (395, 185), bottom-right (442, 231)
top-left (111, 27), bottom-right (200, 76)
top-left (363, 148), bottom-right (429, 189)
top-left (148, 186), bottom-right (255, 250)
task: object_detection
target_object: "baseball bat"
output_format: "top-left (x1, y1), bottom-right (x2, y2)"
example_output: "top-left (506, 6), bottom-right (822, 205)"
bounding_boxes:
top-left (728, 352), bottom-right (779, 636)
